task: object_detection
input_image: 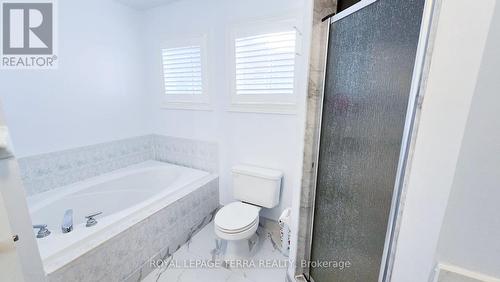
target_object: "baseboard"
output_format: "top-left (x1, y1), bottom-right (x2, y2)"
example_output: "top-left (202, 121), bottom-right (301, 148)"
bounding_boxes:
top-left (436, 263), bottom-right (500, 282)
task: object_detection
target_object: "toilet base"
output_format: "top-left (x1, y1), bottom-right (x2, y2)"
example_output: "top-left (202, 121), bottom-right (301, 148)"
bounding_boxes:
top-left (216, 232), bottom-right (260, 261)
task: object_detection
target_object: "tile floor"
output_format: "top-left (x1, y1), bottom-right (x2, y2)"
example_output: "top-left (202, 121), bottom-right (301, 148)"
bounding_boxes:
top-left (142, 221), bottom-right (288, 282)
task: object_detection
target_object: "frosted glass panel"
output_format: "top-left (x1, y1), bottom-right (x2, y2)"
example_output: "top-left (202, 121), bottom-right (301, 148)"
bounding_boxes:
top-left (310, 0), bottom-right (425, 281)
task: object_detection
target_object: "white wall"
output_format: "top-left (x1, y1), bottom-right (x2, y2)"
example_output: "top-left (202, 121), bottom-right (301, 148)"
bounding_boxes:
top-left (0, 0), bottom-right (149, 157)
top-left (391, 0), bottom-right (497, 281)
top-left (142, 0), bottom-right (311, 220)
top-left (435, 1), bottom-right (500, 278)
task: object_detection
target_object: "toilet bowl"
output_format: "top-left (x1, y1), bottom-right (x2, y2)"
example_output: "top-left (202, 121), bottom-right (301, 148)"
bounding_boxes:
top-left (214, 165), bottom-right (283, 257)
top-left (214, 202), bottom-right (261, 240)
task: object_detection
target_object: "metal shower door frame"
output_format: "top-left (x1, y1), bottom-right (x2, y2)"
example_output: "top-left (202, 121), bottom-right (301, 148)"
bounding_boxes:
top-left (301, 0), bottom-right (440, 281)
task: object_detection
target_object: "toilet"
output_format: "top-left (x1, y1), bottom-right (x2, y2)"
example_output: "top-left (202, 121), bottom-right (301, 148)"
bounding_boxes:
top-left (214, 165), bottom-right (283, 244)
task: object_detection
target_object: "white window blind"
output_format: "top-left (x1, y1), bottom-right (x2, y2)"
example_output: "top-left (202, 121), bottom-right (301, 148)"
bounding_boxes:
top-left (235, 30), bottom-right (296, 96)
top-left (162, 45), bottom-right (202, 95)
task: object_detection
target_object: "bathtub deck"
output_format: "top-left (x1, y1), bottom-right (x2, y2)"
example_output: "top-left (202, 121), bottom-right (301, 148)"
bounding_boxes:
top-left (142, 221), bottom-right (287, 282)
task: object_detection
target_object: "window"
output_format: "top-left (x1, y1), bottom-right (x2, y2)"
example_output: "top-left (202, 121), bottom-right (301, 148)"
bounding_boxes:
top-left (235, 31), bottom-right (296, 96)
top-left (229, 20), bottom-right (299, 114)
top-left (161, 36), bottom-right (210, 110)
top-left (162, 46), bottom-right (202, 95)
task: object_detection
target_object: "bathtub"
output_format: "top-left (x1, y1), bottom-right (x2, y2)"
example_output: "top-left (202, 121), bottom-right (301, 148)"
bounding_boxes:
top-left (27, 160), bottom-right (216, 275)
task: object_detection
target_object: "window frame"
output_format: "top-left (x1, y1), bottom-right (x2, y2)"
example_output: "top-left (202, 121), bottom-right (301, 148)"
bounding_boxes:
top-left (228, 19), bottom-right (300, 114)
top-left (161, 35), bottom-right (211, 111)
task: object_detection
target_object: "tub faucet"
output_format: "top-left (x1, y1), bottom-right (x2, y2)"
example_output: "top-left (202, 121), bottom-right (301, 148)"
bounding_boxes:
top-left (33, 224), bottom-right (51, 238)
top-left (85, 211), bottom-right (102, 227)
top-left (62, 209), bottom-right (73, 233)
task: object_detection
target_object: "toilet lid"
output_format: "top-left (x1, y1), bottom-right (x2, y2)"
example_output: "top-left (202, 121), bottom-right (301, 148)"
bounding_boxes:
top-left (215, 202), bottom-right (260, 232)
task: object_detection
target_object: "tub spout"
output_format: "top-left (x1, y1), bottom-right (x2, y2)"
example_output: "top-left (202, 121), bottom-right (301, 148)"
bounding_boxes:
top-left (62, 209), bottom-right (73, 233)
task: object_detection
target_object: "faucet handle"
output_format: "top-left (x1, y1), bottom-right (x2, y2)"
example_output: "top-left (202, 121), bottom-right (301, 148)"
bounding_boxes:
top-left (85, 211), bottom-right (102, 219)
top-left (85, 211), bottom-right (102, 227)
top-left (33, 224), bottom-right (51, 238)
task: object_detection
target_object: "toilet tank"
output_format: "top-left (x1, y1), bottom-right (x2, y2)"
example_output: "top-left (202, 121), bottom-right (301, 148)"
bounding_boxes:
top-left (232, 165), bottom-right (283, 209)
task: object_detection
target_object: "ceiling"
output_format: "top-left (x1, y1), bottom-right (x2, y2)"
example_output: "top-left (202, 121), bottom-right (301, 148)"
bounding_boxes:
top-left (114, 0), bottom-right (180, 10)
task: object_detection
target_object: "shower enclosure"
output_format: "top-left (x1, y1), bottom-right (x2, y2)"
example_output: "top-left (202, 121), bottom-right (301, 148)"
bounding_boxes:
top-left (303, 0), bottom-right (431, 281)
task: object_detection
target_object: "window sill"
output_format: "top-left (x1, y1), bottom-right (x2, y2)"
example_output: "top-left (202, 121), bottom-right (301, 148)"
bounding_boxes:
top-left (161, 102), bottom-right (213, 111)
top-left (228, 103), bottom-right (297, 115)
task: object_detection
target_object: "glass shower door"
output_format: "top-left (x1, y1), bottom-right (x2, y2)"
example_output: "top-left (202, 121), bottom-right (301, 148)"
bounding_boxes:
top-left (309, 0), bottom-right (425, 281)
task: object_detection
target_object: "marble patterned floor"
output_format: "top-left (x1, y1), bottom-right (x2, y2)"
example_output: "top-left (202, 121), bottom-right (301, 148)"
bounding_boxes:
top-left (142, 221), bottom-right (288, 282)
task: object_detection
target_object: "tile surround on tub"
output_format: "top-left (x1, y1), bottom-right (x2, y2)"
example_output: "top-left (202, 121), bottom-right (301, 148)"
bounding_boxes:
top-left (47, 177), bottom-right (219, 282)
top-left (152, 135), bottom-right (218, 173)
top-left (18, 134), bottom-right (218, 195)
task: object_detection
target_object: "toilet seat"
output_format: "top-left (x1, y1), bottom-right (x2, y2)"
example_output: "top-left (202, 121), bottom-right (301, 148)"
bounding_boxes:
top-left (214, 202), bottom-right (261, 240)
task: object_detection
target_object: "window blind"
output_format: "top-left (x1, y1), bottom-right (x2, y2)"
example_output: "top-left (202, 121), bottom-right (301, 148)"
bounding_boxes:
top-left (162, 45), bottom-right (202, 95)
top-left (235, 31), bottom-right (296, 95)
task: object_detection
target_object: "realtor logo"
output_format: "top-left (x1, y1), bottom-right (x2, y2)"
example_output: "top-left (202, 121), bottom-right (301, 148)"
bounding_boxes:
top-left (1, 1), bottom-right (58, 69)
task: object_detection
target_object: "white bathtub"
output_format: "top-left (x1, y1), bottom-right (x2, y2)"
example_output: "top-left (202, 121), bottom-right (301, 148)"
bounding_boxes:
top-left (27, 160), bottom-right (214, 273)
